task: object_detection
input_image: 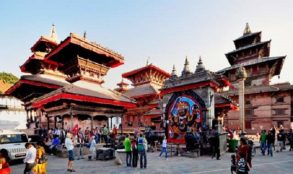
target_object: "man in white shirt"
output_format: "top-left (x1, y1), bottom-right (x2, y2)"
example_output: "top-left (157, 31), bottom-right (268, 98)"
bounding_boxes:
top-left (23, 142), bottom-right (36, 174)
top-left (65, 132), bottom-right (76, 172)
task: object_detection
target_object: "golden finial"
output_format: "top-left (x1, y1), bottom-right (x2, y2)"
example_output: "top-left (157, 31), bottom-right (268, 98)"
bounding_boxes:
top-left (83, 31), bottom-right (87, 39)
top-left (50, 24), bottom-right (58, 43)
top-left (243, 23), bottom-right (251, 35)
top-left (146, 57), bottom-right (150, 66)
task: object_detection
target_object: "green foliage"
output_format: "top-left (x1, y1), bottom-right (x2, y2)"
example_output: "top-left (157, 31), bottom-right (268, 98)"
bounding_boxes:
top-left (0, 72), bottom-right (19, 84)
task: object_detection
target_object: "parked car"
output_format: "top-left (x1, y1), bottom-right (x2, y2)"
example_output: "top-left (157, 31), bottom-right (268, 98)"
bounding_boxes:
top-left (0, 129), bottom-right (28, 161)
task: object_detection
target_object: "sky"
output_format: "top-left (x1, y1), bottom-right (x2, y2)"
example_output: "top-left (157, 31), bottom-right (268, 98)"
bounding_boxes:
top-left (0, 0), bottom-right (292, 89)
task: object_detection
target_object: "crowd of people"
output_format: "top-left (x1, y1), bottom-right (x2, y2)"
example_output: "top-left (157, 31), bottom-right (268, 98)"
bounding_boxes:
top-left (19, 124), bottom-right (117, 173)
top-left (2, 124), bottom-right (292, 174)
top-left (259, 127), bottom-right (293, 156)
top-left (123, 133), bottom-right (148, 169)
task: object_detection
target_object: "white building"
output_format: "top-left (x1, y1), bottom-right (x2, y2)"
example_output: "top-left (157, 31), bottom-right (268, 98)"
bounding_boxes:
top-left (0, 95), bottom-right (26, 129)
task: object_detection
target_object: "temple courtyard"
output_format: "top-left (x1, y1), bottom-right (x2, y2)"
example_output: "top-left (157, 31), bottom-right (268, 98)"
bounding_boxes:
top-left (11, 150), bottom-right (293, 174)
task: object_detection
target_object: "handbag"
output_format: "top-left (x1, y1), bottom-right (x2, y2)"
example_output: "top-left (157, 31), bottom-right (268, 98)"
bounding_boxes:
top-left (39, 154), bottom-right (48, 164)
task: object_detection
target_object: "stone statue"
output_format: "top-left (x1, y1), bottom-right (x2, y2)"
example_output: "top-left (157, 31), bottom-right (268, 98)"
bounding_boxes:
top-left (236, 66), bottom-right (247, 80)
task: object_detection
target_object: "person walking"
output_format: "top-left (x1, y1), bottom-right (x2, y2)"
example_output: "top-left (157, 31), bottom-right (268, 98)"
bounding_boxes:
top-left (277, 129), bottom-right (285, 152)
top-left (65, 133), bottom-right (76, 172)
top-left (77, 128), bottom-right (84, 160)
top-left (159, 136), bottom-right (168, 159)
top-left (33, 142), bottom-right (47, 174)
top-left (266, 131), bottom-right (274, 157)
top-left (271, 126), bottom-right (276, 151)
top-left (131, 135), bottom-right (138, 167)
top-left (137, 134), bottom-right (147, 169)
top-left (236, 138), bottom-right (252, 174)
top-left (89, 136), bottom-right (97, 160)
top-left (287, 128), bottom-right (293, 151)
top-left (102, 125), bottom-right (109, 143)
top-left (24, 142), bottom-right (37, 174)
top-left (123, 134), bottom-right (132, 167)
top-left (259, 130), bottom-right (267, 155)
top-left (112, 125), bottom-right (118, 141)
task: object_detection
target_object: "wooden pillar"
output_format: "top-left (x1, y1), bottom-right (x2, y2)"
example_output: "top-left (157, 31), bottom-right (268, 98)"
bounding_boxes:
top-left (110, 116), bottom-right (113, 130)
top-left (29, 110), bottom-right (33, 123)
top-left (70, 106), bottom-right (73, 130)
top-left (90, 116), bottom-right (94, 131)
top-left (47, 115), bottom-right (50, 130)
top-left (120, 114), bottom-right (123, 135)
top-left (54, 117), bottom-right (57, 128)
top-left (106, 116), bottom-right (109, 128)
top-left (61, 116), bottom-right (64, 129)
top-left (26, 109), bottom-right (29, 122)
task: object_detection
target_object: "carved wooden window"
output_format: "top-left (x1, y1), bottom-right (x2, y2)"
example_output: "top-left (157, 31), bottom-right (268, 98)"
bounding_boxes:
top-left (274, 109), bottom-right (286, 115)
top-left (276, 96), bottom-right (284, 103)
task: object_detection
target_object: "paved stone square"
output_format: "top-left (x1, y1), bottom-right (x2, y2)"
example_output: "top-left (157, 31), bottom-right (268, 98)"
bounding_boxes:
top-left (11, 149), bottom-right (293, 174)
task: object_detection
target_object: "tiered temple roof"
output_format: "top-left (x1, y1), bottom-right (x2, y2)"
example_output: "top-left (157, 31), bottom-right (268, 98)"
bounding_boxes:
top-left (7, 26), bottom-right (136, 124)
top-left (218, 24), bottom-right (286, 86)
top-left (225, 23), bottom-right (271, 65)
top-left (115, 79), bottom-right (129, 93)
top-left (6, 74), bottom-right (69, 103)
top-left (122, 63), bottom-right (170, 99)
top-left (32, 81), bottom-right (135, 109)
top-left (162, 57), bottom-right (231, 95)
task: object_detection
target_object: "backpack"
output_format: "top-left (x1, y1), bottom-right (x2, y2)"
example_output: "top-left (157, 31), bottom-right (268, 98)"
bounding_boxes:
top-left (137, 137), bottom-right (145, 152)
top-left (39, 154), bottom-right (48, 164)
top-left (237, 157), bottom-right (250, 173)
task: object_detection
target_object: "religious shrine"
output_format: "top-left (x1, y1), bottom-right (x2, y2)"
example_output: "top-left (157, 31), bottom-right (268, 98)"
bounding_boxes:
top-left (6, 25), bottom-right (135, 131)
top-left (161, 57), bottom-right (237, 143)
top-left (218, 23), bottom-right (293, 132)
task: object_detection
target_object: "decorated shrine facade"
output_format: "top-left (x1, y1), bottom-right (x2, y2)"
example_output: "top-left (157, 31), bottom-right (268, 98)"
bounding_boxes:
top-left (6, 26), bottom-right (135, 131)
top-left (218, 24), bottom-right (293, 133)
top-left (118, 64), bottom-right (171, 132)
top-left (161, 58), bottom-right (237, 144)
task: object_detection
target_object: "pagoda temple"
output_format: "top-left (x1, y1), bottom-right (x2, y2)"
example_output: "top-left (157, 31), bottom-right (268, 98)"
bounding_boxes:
top-left (218, 23), bottom-right (293, 132)
top-left (119, 63), bottom-right (171, 132)
top-left (6, 26), bottom-right (135, 131)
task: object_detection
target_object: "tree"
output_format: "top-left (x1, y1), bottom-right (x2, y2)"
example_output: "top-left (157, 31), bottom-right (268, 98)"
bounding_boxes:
top-left (0, 72), bottom-right (19, 84)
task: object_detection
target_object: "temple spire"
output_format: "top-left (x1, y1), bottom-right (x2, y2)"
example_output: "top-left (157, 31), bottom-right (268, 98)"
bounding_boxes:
top-left (171, 64), bottom-right (177, 78)
top-left (50, 24), bottom-right (58, 43)
top-left (146, 57), bottom-right (150, 66)
top-left (195, 56), bottom-right (205, 72)
top-left (83, 31), bottom-right (87, 39)
top-left (181, 56), bottom-right (191, 76)
top-left (243, 23), bottom-right (251, 35)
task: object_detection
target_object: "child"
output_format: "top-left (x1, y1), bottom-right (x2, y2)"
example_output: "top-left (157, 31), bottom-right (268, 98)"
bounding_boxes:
top-left (159, 136), bottom-right (168, 159)
top-left (230, 154), bottom-right (236, 174)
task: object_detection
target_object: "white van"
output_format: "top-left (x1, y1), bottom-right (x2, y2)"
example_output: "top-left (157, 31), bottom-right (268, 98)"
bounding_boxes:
top-left (0, 129), bottom-right (28, 161)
